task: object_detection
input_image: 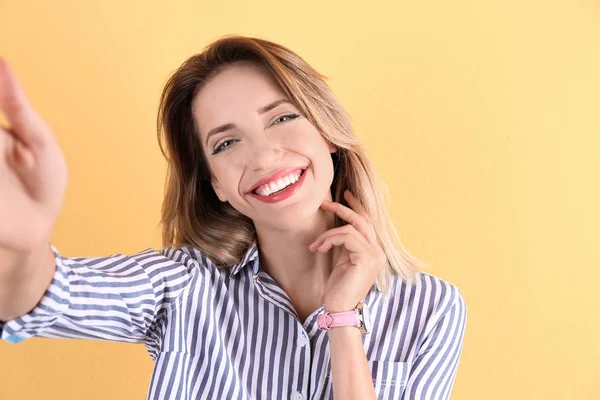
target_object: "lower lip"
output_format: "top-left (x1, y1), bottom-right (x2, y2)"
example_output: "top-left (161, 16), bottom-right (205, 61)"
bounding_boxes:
top-left (248, 168), bottom-right (308, 204)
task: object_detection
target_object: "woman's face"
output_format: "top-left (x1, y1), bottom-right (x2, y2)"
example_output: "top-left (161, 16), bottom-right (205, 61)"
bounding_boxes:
top-left (192, 62), bottom-right (337, 230)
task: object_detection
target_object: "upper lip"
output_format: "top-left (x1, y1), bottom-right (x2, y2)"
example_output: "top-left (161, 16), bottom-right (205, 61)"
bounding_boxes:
top-left (247, 166), bottom-right (307, 194)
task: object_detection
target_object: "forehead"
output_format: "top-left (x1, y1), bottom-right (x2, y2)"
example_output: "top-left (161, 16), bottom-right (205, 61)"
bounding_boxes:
top-left (192, 63), bottom-right (288, 137)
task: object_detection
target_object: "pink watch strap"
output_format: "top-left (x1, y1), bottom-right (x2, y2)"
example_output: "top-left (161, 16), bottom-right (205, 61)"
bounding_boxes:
top-left (317, 310), bottom-right (360, 330)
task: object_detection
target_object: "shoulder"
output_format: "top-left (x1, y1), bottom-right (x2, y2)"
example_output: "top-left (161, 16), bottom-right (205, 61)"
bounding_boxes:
top-left (385, 271), bottom-right (466, 327)
top-left (415, 271), bottom-right (465, 313)
top-left (158, 245), bottom-right (208, 263)
top-left (156, 245), bottom-right (223, 278)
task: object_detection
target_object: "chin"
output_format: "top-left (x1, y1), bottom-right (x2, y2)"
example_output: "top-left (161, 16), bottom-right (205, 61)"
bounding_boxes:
top-left (254, 199), bottom-right (325, 232)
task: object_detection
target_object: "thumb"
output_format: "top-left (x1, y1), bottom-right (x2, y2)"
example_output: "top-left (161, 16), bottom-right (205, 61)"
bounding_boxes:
top-left (13, 137), bottom-right (36, 170)
top-left (4, 127), bottom-right (36, 172)
top-left (0, 58), bottom-right (47, 151)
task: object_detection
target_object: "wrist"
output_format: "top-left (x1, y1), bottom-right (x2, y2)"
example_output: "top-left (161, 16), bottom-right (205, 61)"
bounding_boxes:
top-left (318, 300), bottom-right (372, 335)
top-left (327, 324), bottom-right (363, 340)
top-left (323, 300), bottom-right (358, 313)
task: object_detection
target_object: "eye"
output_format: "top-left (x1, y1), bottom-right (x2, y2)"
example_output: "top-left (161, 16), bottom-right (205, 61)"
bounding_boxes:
top-left (272, 113), bottom-right (301, 125)
top-left (212, 139), bottom-right (238, 155)
top-left (211, 113), bottom-right (301, 155)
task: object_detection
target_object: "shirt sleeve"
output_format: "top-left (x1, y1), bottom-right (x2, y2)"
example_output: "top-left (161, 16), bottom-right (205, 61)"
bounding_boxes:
top-left (0, 243), bottom-right (200, 347)
top-left (403, 287), bottom-right (467, 399)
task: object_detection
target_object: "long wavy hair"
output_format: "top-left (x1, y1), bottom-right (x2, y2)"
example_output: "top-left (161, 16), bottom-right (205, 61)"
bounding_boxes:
top-left (156, 35), bottom-right (427, 294)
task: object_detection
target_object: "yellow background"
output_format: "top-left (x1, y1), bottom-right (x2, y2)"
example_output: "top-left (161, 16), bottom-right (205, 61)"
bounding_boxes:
top-left (1, 0), bottom-right (598, 399)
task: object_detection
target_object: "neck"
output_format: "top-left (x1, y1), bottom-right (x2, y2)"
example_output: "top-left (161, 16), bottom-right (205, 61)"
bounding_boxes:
top-left (254, 207), bottom-right (341, 318)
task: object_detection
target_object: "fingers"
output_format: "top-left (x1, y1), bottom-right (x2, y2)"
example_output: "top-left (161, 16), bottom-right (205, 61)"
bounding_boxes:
top-left (309, 224), bottom-right (368, 252)
top-left (1, 126), bottom-right (36, 171)
top-left (13, 133), bottom-right (36, 170)
top-left (319, 190), bottom-right (377, 246)
top-left (311, 233), bottom-right (381, 272)
top-left (0, 58), bottom-right (46, 151)
top-left (311, 231), bottom-right (368, 255)
top-left (343, 190), bottom-right (372, 223)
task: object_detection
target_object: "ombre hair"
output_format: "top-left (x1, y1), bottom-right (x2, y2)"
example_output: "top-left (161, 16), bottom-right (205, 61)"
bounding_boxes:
top-left (156, 35), bottom-right (427, 294)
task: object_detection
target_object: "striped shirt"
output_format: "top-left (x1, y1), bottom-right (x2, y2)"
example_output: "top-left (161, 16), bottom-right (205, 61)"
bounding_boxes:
top-left (1, 239), bottom-right (467, 399)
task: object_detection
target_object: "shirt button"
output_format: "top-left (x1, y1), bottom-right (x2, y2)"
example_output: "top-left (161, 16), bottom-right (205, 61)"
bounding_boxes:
top-left (298, 331), bottom-right (308, 347)
top-left (291, 391), bottom-right (304, 400)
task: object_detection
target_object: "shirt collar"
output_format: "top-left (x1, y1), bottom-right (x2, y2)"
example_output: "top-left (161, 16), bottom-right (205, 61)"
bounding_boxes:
top-left (229, 238), bottom-right (260, 278)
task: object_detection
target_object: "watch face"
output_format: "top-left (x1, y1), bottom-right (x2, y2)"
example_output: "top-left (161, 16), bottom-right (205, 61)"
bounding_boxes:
top-left (360, 304), bottom-right (372, 334)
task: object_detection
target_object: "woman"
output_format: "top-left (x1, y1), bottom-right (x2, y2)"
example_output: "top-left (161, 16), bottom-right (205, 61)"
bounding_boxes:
top-left (0, 35), bottom-right (466, 399)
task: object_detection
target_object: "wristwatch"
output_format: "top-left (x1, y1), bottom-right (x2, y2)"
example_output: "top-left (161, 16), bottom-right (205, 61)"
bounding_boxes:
top-left (317, 300), bottom-right (372, 334)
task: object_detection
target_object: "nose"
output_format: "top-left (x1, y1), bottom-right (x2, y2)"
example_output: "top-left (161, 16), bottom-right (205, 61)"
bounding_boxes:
top-left (247, 132), bottom-right (284, 172)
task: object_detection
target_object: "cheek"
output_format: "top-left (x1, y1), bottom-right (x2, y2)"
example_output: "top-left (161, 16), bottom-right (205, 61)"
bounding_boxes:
top-left (291, 133), bottom-right (336, 184)
top-left (284, 124), bottom-right (328, 154)
top-left (211, 161), bottom-right (241, 190)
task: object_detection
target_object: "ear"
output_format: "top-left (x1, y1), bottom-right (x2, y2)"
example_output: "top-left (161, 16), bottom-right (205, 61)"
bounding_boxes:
top-left (329, 142), bottom-right (339, 154)
top-left (211, 178), bottom-right (228, 202)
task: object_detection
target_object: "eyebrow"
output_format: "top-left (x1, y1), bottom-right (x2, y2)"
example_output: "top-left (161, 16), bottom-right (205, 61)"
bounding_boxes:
top-left (204, 99), bottom-right (292, 147)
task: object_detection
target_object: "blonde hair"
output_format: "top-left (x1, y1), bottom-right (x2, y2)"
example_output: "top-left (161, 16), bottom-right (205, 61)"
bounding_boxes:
top-left (156, 35), bottom-right (427, 294)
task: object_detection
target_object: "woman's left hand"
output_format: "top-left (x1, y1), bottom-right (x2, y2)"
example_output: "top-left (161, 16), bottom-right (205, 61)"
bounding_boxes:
top-left (308, 189), bottom-right (387, 313)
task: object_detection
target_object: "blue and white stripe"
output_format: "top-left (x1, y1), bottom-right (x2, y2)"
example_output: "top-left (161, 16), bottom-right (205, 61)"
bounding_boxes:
top-left (1, 239), bottom-right (467, 399)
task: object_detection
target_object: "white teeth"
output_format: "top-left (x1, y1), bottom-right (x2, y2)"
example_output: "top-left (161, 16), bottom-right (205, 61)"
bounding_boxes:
top-left (255, 171), bottom-right (302, 197)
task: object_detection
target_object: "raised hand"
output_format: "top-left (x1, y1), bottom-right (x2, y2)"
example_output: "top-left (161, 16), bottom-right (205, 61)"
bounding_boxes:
top-left (0, 59), bottom-right (68, 254)
top-left (309, 190), bottom-right (386, 312)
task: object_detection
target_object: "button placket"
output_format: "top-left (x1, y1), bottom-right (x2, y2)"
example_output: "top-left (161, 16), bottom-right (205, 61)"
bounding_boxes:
top-left (295, 321), bottom-right (312, 400)
top-left (291, 391), bottom-right (304, 400)
top-left (298, 329), bottom-right (309, 347)
top-left (251, 259), bottom-right (313, 399)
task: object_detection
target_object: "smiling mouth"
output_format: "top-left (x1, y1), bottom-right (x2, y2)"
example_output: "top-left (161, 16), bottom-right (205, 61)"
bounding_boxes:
top-left (252, 168), bottom-right (307, 196)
